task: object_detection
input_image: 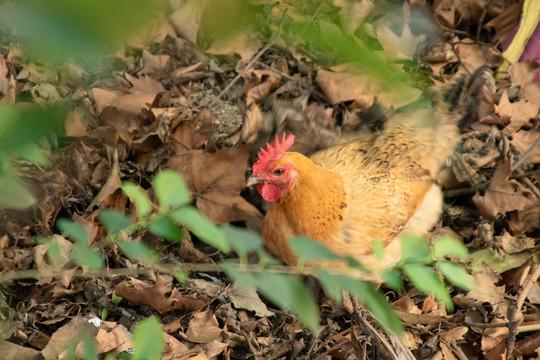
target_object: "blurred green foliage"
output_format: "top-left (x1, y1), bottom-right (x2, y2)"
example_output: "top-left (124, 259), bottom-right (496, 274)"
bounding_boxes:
top-left (0, 0), bottom-right (159, 62)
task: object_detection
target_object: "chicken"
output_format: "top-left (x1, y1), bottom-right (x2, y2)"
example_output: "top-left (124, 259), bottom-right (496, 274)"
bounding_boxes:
top-left (247, 69), bottom-right (487, 273)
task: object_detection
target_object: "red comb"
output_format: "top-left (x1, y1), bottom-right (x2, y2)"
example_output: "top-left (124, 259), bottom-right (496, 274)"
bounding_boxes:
top-left (253, 133), bottom-right (295, 175)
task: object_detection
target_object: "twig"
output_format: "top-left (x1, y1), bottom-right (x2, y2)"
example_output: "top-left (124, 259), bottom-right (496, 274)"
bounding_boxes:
top-left (511, 135), bottom-right (540, 171)
top-left (206, 10), bottom-right (287, 109)
top-left (0, 260), bottom-right (361, 283)
top-left (507, 263), bottom-right (540, 359)
top-left (476, 0), bottom-right (495, 41)
top-left (350, 295), bottom-right (401, 360)
top-left (518, 322), bottom-right (540, 333)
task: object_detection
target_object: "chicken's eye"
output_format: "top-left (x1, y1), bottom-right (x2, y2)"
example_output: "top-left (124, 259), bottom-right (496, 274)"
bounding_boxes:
top-left (273, 168), bottom-right (284, 175)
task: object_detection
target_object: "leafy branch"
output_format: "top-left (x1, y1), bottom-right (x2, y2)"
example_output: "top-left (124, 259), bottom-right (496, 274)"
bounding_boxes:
top-left (3, 170), bottom-right (475, 339)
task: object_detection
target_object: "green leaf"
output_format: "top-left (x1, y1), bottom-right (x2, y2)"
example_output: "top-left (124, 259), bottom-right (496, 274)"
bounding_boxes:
top-left (83, 334), bottom-right (99, 360)
top-left (289, 236), bottom-right (342, 263)
top-left (436, 261), bottom-right (474, 290)
top-left (132, 316), bottom-right (164, 360)
top-left (175, 268), bottom-right (189, 284)
top-left (223, 264), bottom-right (319, 334)
top-left (153, 170), bottom-right (191, 210)
top-left (0, 174), bottom-right (36, 209)
top-left (16, 142), bottom-right (48, 165)
top-left (257, 271), bottom-right (320, 335)
top-left (403, 264), bottom-right (453, 311)
top-left (117, 239), bottom-right (160, 264)
top-left (171, 206), bottom-right (229, 253)
top-left (101, 308), bottom-right (109, 321)
top-left (57, 218), bottom-right (88, 243)
top-left (400, 234), bottom-right (430, 263)
top-left (111, 291), bottom-right (123, 305)
top-left (222, 226), bottom-right (263, 259)
top-left (469, 248), bottom-right (531, 274)
top-left (373, 238), bottom-right (385, 260)
top-left (122, 182), bottom-right (152, 219)
top-left (98, 209), bottom-right (133, 234)
top-left (36, 236), bottom-right (61, 263)
top-left (72, 243), bottom-right (104, 269)
top-left (382, 269), bottom-right (403, 291)
top-left (343, 256), bottom-right (370, 273)
top-left (433, 236), bottom-right (469, 260)
top-left (222, 260), bottom-right (258, 288)
top-left (315, 269), bottom-right (403, 335)
top-left (148, 216), bottom-right (185, 242)
top-left (314, 269), bottom-right (346, 303)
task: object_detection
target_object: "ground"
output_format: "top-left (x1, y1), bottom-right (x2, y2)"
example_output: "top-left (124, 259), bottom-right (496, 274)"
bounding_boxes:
top-left (1, 0), bottom-right (540, 359)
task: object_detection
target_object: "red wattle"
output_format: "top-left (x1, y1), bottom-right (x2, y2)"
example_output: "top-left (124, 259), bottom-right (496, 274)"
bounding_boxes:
top-left (258, 183), bottom-right (282, 202)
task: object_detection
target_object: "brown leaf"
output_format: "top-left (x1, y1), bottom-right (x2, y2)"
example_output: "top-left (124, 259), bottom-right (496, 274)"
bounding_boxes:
top-left (125, 73), bottom-right (164, 94)
top-left (41, 316), bottom-right (99, 360)
top-left (91, 88), bottom-right (120, 115)
top-left (507, 205), bottom-right (540, 234)
top-left (0, 339), bottom-right (41, 360)
top-left (115, 276), bottom-right (209, 314)
top-left (169, 0), bottom-right (209, 44)
top-left (166, 146), bottom-right (262, 224)
top-left (454, 38), bottom-right (503, 73)
top-left (472, 160), bottom-right (537, 220)
top-left (243, 69), bottom-right (281, 106)
top-left (316, 68), bottom-right (421, 109)
top-left (467, 265), bottom-right (505, 305)
top-left (141, 49), bottom-right (171, 75)
top-left (495, 90), bottom-right (538, 132)
top-left (206, 32), bottom-right (262, 61)
top-left (64, 108), bottom-right (89, 137)
top-left (94, 322), bottom-right (133, 354)
top-left (512, 128), bottom-right (540, 165)
top-left (508, 62), bottom-right (540, 106)
top-left (185, 310), bottom-right (222, 343)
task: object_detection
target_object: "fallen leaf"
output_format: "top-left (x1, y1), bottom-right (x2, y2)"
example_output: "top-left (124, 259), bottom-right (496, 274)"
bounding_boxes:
top-left (115, 276), bottom-right (209, 314)
top-left (243, 69), bottom-right (281, 106)
top-left (41, 316), bottom-right (99, 360)
top-left (376, 20), bottom-right (426, 60)
top-left (125, 73), bottom-right (164, 94)
top-left (185, 310), bottom-right (223, 343)
top-left (316, 68), bottom-right (421, 109)
top-left (169, 0), bottom-right (209, 43)
top-left (206, 31), bottom-right (262, 61)
top-left (467, 264), bottom-right (505, 304)
top-left (495, 90), bottom-right (538, 132)
top-left (0, 339), bottom-right (41, 360)
top-left (228, 282), bottom-right (274, 317)
top-left (166, 146), bottom-right (261, 224)
top-left (64, 108), bottom-right (89, 137)
top-left (472, 160), bottom-right (537, 220)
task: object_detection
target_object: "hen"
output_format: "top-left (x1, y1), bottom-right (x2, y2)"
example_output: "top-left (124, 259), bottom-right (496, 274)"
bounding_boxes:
top-left (247, 70), bottom-right (486, 273)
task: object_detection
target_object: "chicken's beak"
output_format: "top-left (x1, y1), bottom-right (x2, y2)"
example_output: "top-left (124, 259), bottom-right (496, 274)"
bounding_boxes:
top-left (246, 174), bottom-right (263, 187)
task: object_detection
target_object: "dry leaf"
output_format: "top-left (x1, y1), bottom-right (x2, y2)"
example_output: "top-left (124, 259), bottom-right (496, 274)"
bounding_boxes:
top-left (166, 146), bottom-right (261, 223)
top-left (115, 276), bottom-right (209, 314)
top-left (376, 20), bottom-right (426, 60)
top-left (316, 68), bottom-right (421, 109)
top-left (243, 69), bottom-right (281, 106)
top-left (185, 310), bottom-right (223, 343)
top-left (472, 160), bottom-right (537, 220)
top-left (495, 90), bottom-right (538, 132)
top-left (228, 282), bottom-right (274, 317)
top-left (169, 0), bottom-right (209, 43)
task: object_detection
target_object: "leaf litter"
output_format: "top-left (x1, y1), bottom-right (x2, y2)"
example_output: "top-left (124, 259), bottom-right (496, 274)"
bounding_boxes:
top-left (1, 0), bottom-right (540, 359)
